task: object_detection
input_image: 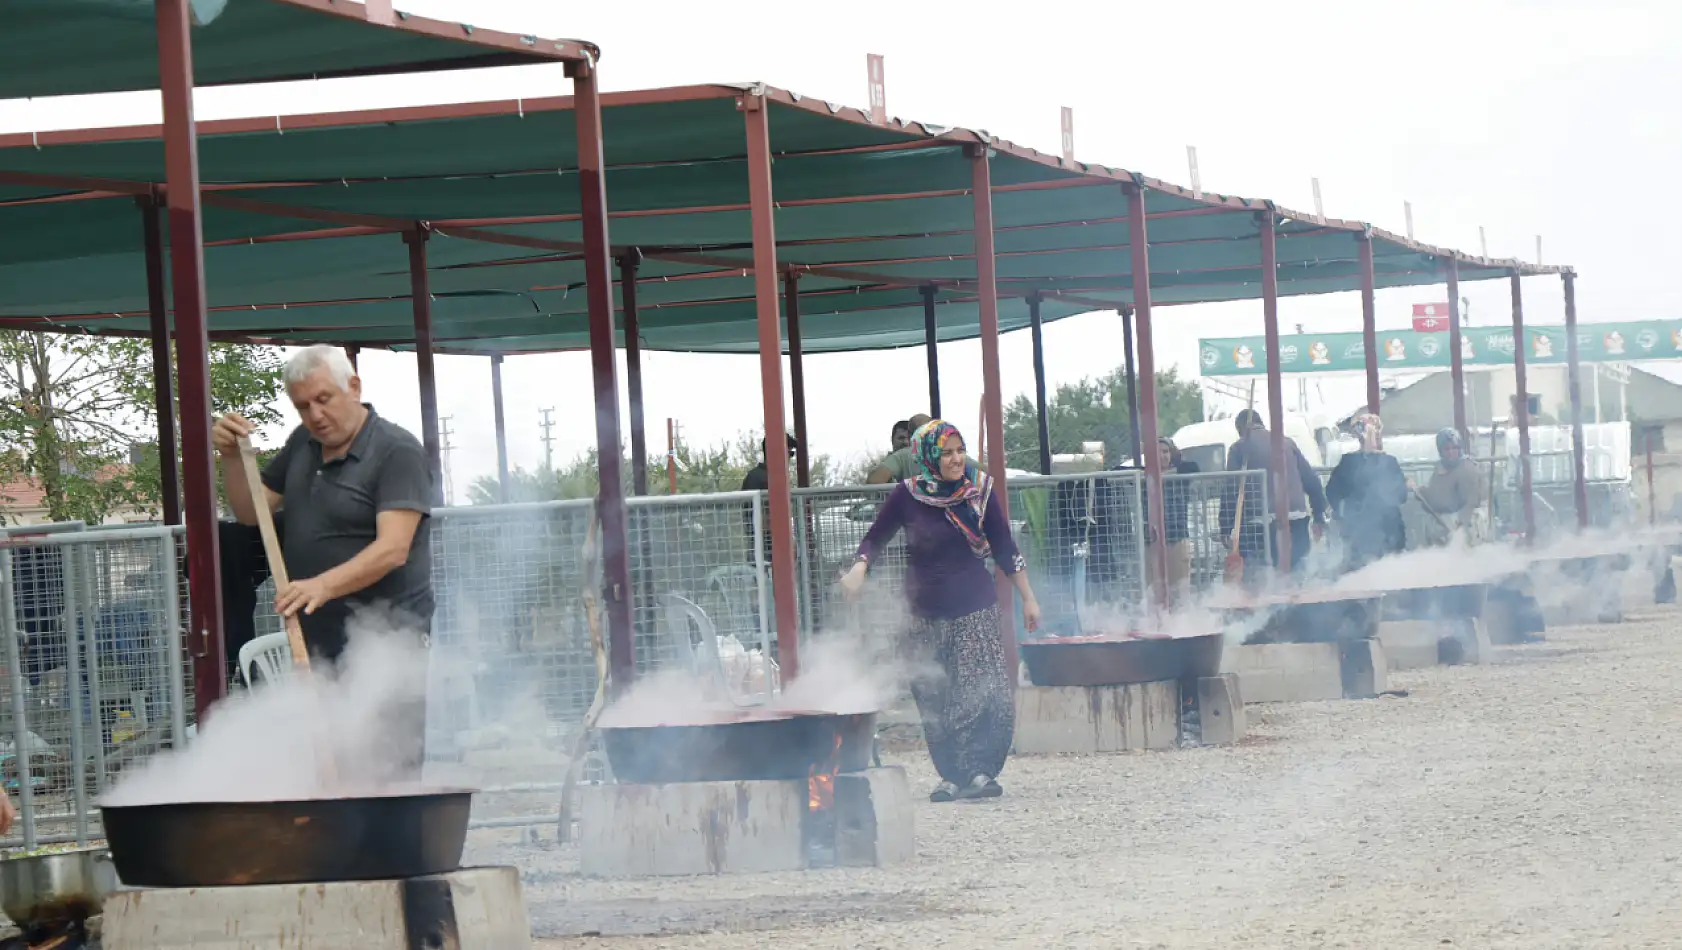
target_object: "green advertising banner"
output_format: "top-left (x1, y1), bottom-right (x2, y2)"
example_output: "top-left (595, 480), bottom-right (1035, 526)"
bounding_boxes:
top-left (1198, 320), bottom-right (1682, 376)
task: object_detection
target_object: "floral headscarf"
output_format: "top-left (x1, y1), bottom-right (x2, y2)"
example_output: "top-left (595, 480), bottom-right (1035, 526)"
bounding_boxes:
top-left (905, 419), bottom-right (993, 558)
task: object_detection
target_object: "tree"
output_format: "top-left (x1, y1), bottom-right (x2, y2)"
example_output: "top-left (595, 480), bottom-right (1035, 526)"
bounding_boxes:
top-left (1002, 365), bottom-right (1203, 471)
top-left (462, 428), bottom-right (858, 505)
top-left (0, 331), bottom-right (284, 524)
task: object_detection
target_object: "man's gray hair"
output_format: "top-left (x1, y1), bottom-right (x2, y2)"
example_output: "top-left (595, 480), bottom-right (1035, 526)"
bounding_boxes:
top-left (284, 345), bottom-right (356, 391)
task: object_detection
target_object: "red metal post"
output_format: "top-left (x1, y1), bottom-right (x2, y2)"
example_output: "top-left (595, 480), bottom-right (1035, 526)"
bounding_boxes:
top-left (1446, 259), bottom-right (1467, 441)
top-left (785, 273), bottom-right (812, 488)
top-left (490, 355), bottom-right (511, 504)
top-left (1028, 292), bottom-right (1051, 475)
top-left (1357, 232), bottom-right (1380, 419)
top-left (1127, 184), bottom-right (1170, 609)
top-left (405, 229), bottom-right (443, 491)
top-left (970, 144), bottom-right (1017, 673)
top-left (922, 285), bottom-right (942, 417)
top-left (1259, 211), bottom-right (1293, 572)
top-left (1510, 273), bottom-right (1536, 544)
top-left (1120, 306), bottom-right (1142, 467)
top-left (1562, 272), bottom-right (1590, 530)
top-left (571, 58), bottom-right (637, 689)
top-left (743, 93), bottom-right (802, 681)
top-left (140, 197), bottom-right (181, 526)
top-left (155, 0), bottom-right (224, 719)
top-left (620, 251), bottom-right (649, 496)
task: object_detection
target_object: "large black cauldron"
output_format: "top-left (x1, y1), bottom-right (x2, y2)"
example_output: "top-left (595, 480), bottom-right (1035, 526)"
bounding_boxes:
top-left (599, 711), bottom-right (877, 785)
top-left (100, 788), bottom-right (473, 887)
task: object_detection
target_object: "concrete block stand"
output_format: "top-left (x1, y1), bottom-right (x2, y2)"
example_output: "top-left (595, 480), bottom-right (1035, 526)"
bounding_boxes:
top-left (103, 866), bottom-right (529, 950)
top-left (1013, 680), bottom-right (1180, 755)
top-left (1194, 673), bottom-right (1246, 746)
top-left (1226, 640), bottom-right (1390, 703)
top-left (578, 767), bottom-right (914, 877)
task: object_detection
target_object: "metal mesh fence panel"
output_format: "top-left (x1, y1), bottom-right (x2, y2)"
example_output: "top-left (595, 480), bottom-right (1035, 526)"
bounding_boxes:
top-left (1, 527), bottom-right (187, 849)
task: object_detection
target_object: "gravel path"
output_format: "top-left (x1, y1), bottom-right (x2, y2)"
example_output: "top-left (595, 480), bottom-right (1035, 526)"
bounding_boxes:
top-left (465, 602), bottom-right (1682, 950)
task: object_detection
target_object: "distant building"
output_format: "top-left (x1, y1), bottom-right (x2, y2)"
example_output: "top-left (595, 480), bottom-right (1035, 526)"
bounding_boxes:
top-left (0, 470), bottom-right (152, 527)
top-left (1377, 364), bottom-right (1682, 522)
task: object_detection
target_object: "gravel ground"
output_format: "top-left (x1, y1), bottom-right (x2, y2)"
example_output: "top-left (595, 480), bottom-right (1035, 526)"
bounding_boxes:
top-left (462, 600), bottom-right (1682, 950)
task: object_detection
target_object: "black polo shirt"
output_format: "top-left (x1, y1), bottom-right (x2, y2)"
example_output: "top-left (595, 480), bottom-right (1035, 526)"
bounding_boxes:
top-left (260, 405), bottom-right (436, 660)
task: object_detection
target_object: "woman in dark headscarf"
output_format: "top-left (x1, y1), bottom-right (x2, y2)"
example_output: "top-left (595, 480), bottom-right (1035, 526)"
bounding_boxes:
top-left (1324, 411), bottom-right (1408, 572)
top-left (840, 420), bottom-right (1040, 802)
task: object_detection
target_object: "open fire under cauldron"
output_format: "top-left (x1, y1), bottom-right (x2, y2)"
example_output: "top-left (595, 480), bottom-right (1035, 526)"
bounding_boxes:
top-left (99, 787), bottom-right (474, 888)
top-left (1018, 633), bottom-right (1225, 688)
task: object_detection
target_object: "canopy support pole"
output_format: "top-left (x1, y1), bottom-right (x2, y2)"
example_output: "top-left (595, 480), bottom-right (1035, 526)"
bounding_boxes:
top-left (744, 92), bottom-right (801, 682)
top-left (970, 144), bottom-right (1017, 675)
top-left (140, 196), bottom-right (181, 527)
top-left (1127, 184), bottom-right (1169, 609)
top-left (405, 228), bottom-right (443, 490)
top-left (1510, 273), bottom-right (1536, 544)
top-left (1562, 272), bottom-right (1590, 530)
top-left (345, 345), bottom-right (360, 372)
top-left (922, 285), bottom-right (942, 417)
top-left (1120, 305), bottom-right (1142, 467)
top-left (156, 0), bottom-right (225, 720)
top-left (620, 251), bottom-right (649, 496)
top-left (490, 355), bottom-right (511, 504)
top-left (569, 57), bottom-right (636, 691)
top-left (1028, 292), bottom-right (1051, 475)
top-left (786, 273), bottom-right (811, 489)
top-left (1259, 210), bottom-right (1293, 573)
top-left (1446, 259), bottom-right (1467, 441)
top-left (1358, 232), bottom-right (1380, 419)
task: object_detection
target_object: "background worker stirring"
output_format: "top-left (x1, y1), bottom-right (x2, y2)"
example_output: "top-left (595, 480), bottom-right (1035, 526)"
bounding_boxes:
top-left (211, 344), bottom-right (437, 778)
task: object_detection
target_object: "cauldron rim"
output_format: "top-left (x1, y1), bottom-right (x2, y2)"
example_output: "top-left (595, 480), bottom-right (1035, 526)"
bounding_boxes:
top-left (98, 786), bottom-right (477, 809)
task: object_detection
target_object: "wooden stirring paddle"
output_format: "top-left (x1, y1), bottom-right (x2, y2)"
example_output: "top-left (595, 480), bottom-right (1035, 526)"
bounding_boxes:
top-left (235, 435), bottom-right (340, 788)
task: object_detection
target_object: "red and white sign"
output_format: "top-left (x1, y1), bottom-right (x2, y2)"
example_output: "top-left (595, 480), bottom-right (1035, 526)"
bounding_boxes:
top-left (1412, 302), bottom-right (1451, 332)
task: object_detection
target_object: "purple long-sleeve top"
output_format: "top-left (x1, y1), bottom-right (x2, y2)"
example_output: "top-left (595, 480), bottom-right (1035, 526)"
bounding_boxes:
top-left (855, 483), bottom-right (1024, 621)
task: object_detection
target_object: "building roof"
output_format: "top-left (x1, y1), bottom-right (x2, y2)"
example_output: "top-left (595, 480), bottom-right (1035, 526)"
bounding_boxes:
top-left (0, 83), bottom-right (1568, 355)
top-left (2, 0), bottom-right (593, 99)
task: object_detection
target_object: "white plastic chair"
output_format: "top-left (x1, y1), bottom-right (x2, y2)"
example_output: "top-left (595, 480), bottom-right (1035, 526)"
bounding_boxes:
top-left (658, 594), bottom-right (779, 703)
top-left (237, 632), bottom-right (294, 688)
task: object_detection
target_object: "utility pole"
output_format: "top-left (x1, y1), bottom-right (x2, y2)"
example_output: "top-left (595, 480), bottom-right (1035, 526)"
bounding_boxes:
top-left (666, 418), bottom-right (680, 495)
top-left (439, 416), bottom-right (455, 506)
top-left (539, 407), bottom-right (555, 472)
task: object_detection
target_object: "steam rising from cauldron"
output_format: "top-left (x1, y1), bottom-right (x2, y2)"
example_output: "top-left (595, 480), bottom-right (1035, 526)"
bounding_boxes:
top-left (103, 615), bottom-right (430, 806)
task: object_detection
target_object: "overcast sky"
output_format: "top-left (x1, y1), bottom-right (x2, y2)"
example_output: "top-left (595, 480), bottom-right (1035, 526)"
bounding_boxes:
top-left (3, 0), bottom-right (1678, 502)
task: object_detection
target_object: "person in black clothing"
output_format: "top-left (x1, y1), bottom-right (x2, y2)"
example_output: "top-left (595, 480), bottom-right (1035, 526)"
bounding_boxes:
top-left (1219, 409), bottom-right (1328, 580)
top-left (1143, 437), bottom-right (1201, 603)
top-left (742, 433), bottom-right (799, 563)
top-left (1324, 411), bottom-right (1408, 573)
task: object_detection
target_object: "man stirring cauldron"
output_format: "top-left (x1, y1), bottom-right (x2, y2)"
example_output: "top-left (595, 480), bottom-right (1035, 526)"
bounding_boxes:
top-left (212, 344), bottom-right (436, 778)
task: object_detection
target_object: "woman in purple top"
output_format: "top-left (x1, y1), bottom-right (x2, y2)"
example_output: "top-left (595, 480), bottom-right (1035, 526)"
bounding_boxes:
top-left (840, 420), bottom-right (1041, 802)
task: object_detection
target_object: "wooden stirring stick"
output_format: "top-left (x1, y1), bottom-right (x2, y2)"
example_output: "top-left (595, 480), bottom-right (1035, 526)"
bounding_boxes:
top-left (235, 435), bottom-right (339, 787)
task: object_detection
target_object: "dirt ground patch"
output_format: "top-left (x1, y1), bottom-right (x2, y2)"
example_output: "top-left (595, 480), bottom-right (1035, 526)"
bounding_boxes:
top-left (459, 603), bottom-right (1682, 949)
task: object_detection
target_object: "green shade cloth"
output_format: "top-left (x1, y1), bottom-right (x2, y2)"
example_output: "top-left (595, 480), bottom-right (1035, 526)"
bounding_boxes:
top-left (1, 0), bottom-right (584, 99)
top-left (0, 84), bottom-right (1565, 354)
top-left (1199, 321), bottom-right (1682, 376)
